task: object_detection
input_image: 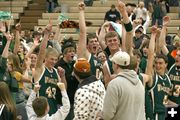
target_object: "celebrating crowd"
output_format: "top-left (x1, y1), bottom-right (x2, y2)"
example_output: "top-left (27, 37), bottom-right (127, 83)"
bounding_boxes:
top-left (0, 0), bottom-right (179, 120)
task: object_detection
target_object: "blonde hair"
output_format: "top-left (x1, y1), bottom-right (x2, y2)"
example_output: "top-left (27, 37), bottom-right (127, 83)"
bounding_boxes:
top-left (8, 53), bottom-right (23, 73)
top-left (45, 47), bottom-right (59, 58)
top-left (0, 82), bottom-right (16, 120)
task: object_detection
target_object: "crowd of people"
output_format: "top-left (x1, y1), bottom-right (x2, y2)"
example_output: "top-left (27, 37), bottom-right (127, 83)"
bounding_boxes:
top-left (0, 0), bottom-right (180, 120)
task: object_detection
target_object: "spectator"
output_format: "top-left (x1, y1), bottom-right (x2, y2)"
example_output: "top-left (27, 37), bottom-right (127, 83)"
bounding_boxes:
top-left (0, 21), bottom-right (8, 55)
top-left (133, 28), bottom-right (143, 49)
top-left (133, 1), bottom-right (148, 21)
top-left (33, 24), bottom-right (67, 116)
top-left (0, 82), bottom-right (17, 120)
top-left (149, 0), bottom-right (167, 25)
top-left (73, 58), bottom-right (105, 120)
top-left (126, 4), bottom-right (136, 22)
top-left (7, 53), bottom-right (31, 120)
top-left (55, 38), bottom-right (78, 120)
top-left (169, 0), bottom-right (179, 6)
top-left (104, 4), bottom-right (121, 23)
top-left (26, 82), bottom-right (70, 120)
top-left (84, 0), bottom-right (93, 6)
top-left (102, 51), bottom-right (145, 120)
top-left (46, 0), bottom-right (59, 13)
top-left (0, 31), bottom-right (19, 102)
top-left (144, 0), bottom-right (154, 10)
top-left (78, 2), bottom-right (103, 78)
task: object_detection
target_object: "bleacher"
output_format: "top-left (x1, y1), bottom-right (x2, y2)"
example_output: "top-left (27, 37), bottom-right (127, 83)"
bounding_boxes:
top-left (0, 0), bottom-right (31, 26)
top-left (1, 0), bottom-right (179, 40)
top-left (34, 0), bottom-right (180, 41)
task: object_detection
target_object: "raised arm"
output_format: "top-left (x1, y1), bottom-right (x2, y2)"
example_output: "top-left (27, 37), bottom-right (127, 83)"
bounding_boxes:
top-left (13, 23), bottom-right (21, 54)
top-left (77, 2), bottom-right (89, 59)
top-left (1, 32), bottom-right (12, 58)
top-left (159, 16), bottom-right (170, 55)
top-left (53, 24), bottom-right (62, 54)
top-left (121, 24), bottom-right (126, 51)
top-left (145, 26), bottom-right (157, 87)
top-left (117, 0), bottom-right (133, 56)
top-left (97, 21), bottom-right (110, 50)
top-left (25, 37), bottom-right (39, 59)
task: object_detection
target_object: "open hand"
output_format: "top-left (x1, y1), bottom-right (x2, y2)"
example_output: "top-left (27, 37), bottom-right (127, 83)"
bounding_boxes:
top-left (163, 16), bottom-right (170, 26)
top-left (117, 0), bottom-right (126, 13)
top-left (151, 26), bottom-right (157, 34)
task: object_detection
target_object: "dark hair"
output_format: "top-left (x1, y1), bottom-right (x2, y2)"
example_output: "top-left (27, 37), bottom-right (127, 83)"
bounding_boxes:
top-left (86, 33), bottom-right (97, 45)
top-left (32, 96), bottom-right (48, 117)
top-left (33, 31), bottom-right (41, 38)
top-left (155, 54), bottom-right (168, 63)
top-left (62, 37), bottom-right (76, 53)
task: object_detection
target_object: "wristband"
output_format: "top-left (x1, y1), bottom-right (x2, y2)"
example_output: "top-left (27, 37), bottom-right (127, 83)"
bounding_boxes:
top-left (124, 22), bottom-right (133, 32)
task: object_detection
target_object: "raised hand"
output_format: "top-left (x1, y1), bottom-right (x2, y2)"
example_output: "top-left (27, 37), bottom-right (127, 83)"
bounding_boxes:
top-left (163, 16), bottom-right (170, 26)
top-left (0, 21), bottom-right (6, 33)
top-left (15, 22), bottom-right (21, 31)
top-left (44, 23), bottom-right (52, 35)
top-left (33, 37), bottom-right (40, 46)
top-left (57, 82), bottom-right (65, 91)
top-left (58, 66), bottom-right (65, 78)
top-left (117, 0), bottom-right (126, 13)
top-left (34, 83), bottom-right (41, 93)
top-left (151, 26), bottom-right (157, 34)
top-left (101, 21), bottom-right (111, 33)
top-left (78, 2), bottom-right (85, 11)
top-left (4, 32), bottom-right (12, 42)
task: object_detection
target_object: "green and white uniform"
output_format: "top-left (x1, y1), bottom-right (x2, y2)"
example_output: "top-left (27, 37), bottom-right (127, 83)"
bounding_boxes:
top-left (168, 64), bottom-right (180, 104)
top-left (88, 54), bottom-right (101, 76)
top-left (37, 66), bottom-right (59, 115)
top-left (149, 73), bottom-right (171, 120)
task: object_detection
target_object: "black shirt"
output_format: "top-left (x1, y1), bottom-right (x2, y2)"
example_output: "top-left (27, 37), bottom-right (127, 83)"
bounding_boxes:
top-left (104, 9), bottom-right (121, 22)
top-left (55, 58), bottom-right (79, 104)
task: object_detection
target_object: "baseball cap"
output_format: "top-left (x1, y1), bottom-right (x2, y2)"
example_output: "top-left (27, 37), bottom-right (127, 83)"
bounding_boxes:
top-left (110, 51), bottom-right (130, 66)
top-left (74, 58), bottom-right (90, 73)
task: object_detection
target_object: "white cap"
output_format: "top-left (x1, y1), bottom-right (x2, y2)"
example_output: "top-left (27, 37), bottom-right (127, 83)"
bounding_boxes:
top-left (110, 51), bottom-right (130, 66)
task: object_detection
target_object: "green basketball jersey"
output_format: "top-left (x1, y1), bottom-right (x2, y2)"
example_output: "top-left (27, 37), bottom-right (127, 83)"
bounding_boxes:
top-left (151, 73), bottom-right (171, 113)
top-left (38, 67), bottom-right (59, 115)
top-left (89, 54), bottom-right (100, 76)
top-left (168, 64), bottom-right (180, 104)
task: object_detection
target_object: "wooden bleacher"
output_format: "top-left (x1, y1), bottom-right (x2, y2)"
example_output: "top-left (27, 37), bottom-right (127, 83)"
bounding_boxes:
top-left (0, 0), bottom-right (31, 26)
top-left (59, 0), bottom-right (138, 7)
top-left (35, 0), bottom-right (180, 40)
